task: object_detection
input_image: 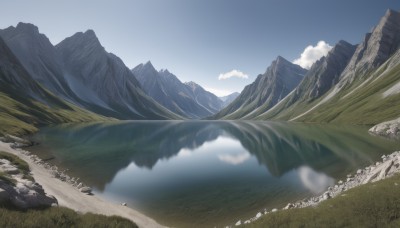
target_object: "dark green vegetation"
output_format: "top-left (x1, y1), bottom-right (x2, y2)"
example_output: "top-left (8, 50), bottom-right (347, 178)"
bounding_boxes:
top-left (244, 174), bottom-right (400, 228)
top-left (0, 206), bottom-right (137, 228)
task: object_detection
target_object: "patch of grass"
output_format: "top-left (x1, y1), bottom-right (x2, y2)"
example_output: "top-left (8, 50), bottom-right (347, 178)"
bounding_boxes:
top-left (0, 171), bottom-right (16, 186)
top-left (0, 151), bottom-right (30, 173)
top-left (0, 206), bottom-right (137, 228)
top-left (244, 174), bottom-right (400, 228)
top-left (0, 151), bottom-right (34, 183)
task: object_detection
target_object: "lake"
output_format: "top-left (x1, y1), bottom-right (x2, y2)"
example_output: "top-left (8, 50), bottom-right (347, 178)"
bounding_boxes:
top-left (30, 121), bottom-right (400, 227)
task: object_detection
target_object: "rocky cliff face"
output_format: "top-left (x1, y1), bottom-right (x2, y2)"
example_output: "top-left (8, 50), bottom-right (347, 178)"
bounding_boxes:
top-left (339, 9), bottom-right (400, 87)
top-left (0, 23), bottom-right (72, 100)
top-left (132, 62), bottom-right (223, 119)
top-left (288, 40), bottom-right (357, 104)
top-left (214, 56), bottom-right (307, 119)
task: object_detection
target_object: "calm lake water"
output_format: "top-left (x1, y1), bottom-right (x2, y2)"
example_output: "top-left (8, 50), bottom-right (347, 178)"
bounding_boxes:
top-left (30, 121), bottom-right (400, 227)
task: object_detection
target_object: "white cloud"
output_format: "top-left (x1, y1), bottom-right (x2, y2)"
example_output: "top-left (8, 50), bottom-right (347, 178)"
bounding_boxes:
top-left (218, 152), bottom-right (250, 165)
top-left (297, 166), bottom-right (334, 194)
top-left (218, 69), bottom-right (249, 80)
top-left (293, 41), bottom-right (333, 69)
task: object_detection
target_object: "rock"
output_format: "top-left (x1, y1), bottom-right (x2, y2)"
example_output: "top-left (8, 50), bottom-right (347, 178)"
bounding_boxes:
top-left (256, 212), bottom-right (262, 218)
top-left (323, 192), bottom-right (331, 200)
top-left (283, 203), bottom-right (294, 210)
top-left (79, 186), bottom-right (92, 194)
top-left (357, 169), bottom-right (363, 174)
top-left (338, 180), bottom-right (343, 184)
top-left (271, 208), bottom-right (278, 212)
top-left (235, 220), bottom-right (242, 226)
top-left (0, 188), bottom-right (10, 203)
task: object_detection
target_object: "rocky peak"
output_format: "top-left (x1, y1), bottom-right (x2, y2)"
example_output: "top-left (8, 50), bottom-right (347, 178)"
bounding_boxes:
top-left (304, 40), bottom-right (356, 100)
top-left (56, 29), bottom-right (104, 54)
top-left (15, 22), bottom-right (39, 34)
top-left (185, 81), bottom-right (199, 91)
top-left (340, 9), bottom-right (400, 82)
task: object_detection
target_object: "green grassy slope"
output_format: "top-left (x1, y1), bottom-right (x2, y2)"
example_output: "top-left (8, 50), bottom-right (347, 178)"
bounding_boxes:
top-left (256, 57), bottom-right (400, 124)
top-left (243, 173), bottom-right (400, 228)
top-left (0, 91), bottom-right (109, 136)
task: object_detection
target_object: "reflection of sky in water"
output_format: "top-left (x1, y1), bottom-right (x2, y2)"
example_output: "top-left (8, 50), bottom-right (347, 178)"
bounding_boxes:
top-left (102, 136), bottom-right (334, 220)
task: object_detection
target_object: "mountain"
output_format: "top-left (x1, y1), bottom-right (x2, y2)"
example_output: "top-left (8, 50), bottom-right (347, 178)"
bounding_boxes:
top-left (0, 23), bottom-right (180, 120)
top-left (213, 56), bottom-right (307, 119)
top-left (219, 92), bottom-right (240, 107)
top-left (132, 62), bottom-right (223, 118)
top-left (0, 23), bottom-right (75, 101)
top-left (257, 40), bottom-right (357, 120)
top-left (256, 9), bottom-right (400, 124)
top-left (0, 36), bottom-right (106, 136)
top-left (184, 81), bottom-right (223, 114)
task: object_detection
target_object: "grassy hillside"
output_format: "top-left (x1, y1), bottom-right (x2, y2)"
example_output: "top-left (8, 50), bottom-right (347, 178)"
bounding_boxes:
top-left (243, 173), bottom-right (400, 228)
top-left (0, 91), bottom-right (109, 136)
top-left (257, 57), bottom-right (400, 124)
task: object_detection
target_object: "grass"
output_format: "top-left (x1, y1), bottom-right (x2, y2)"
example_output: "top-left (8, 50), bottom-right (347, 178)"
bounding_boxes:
top-left (0, 90), bottom-right (109, 137)
top-left (0, 151), bottom-right (32, 183)
top-left (243, 174), bottom-right (400, 228)
top-left (0, 206), bottom-right (137, 228)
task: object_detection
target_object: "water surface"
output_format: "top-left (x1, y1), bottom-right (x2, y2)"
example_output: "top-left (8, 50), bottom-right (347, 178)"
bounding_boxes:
top-left (31, 121), bottom-right (400, 227)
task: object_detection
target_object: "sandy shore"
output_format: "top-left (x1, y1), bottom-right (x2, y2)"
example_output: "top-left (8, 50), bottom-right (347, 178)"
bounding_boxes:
top-left (0, 141), bottom-right (165, 228)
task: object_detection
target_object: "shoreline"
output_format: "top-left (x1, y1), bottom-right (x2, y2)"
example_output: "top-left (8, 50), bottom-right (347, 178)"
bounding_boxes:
top-left (237, 150), bottom-right (400, 226)
top-left (0, 141), bottom-right (165, 228)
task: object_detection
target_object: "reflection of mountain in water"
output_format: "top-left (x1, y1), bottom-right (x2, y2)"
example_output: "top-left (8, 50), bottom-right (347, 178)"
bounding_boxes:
top-left (33, 121), bottom-right (398, 190)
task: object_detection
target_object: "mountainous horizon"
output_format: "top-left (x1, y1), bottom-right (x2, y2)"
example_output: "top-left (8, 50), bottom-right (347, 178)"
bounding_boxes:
top-left (1, 9), bottom-right (400, 131)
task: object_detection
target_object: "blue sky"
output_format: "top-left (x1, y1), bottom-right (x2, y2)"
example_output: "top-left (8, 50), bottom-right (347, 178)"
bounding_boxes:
top-left (1, 0), bottom-right (400, 96)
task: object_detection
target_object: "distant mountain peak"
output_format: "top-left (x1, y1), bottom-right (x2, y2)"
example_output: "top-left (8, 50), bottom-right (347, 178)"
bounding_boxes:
top-left (15, 22), bottom-right (39, 34)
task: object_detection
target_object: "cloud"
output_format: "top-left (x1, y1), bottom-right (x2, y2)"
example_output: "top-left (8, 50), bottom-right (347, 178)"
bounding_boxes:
top-left (218, 70), bottom-right (249, 80)
top-left (218, 152), bottom-right (250, 165)
top-left (293, 41), bottom-right (333, 69)
top-left (297, 166), bottom-right (334, 194)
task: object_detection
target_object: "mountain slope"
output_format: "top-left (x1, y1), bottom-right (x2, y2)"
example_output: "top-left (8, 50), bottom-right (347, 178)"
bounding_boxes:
top-left (54, 30), bottom-right (181, 120)
top-left (219, 92), bottom-right (240, 107)
top-left (132, 62), bottom-right (223, 118)
top-left (0, 37), bottom-right (107, 136)
top-left (257, 40), bottom-right (357, 120)
top-left (213, 56), bottom-right (307, 119)
top-left (257, 9), bottom-right (400, 124)
top-left (0, 23), bottom-right (180, 120)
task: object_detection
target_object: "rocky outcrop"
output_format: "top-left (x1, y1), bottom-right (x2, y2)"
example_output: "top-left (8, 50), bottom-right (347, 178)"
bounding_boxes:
top-left (239, 151), bottom-right (400, 226)
top-left (369, 117), bottom-right (400, 139)
top-left (0, 157), bottom-right (57, 209)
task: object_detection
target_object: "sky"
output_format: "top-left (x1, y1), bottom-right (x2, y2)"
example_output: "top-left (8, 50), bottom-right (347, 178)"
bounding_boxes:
top-left (1, 1), bottom-right (400, 96)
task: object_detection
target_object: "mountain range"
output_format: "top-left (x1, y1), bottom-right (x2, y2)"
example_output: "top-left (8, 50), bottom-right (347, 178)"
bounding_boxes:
top-left (132, 62), bottom-right (225, 119)
top-left (1, 9), bottom-right (400, 135)
top-left (0, 23), bottom-right (181, 123)
top-left (213, 9), bottom-right (400, 124)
